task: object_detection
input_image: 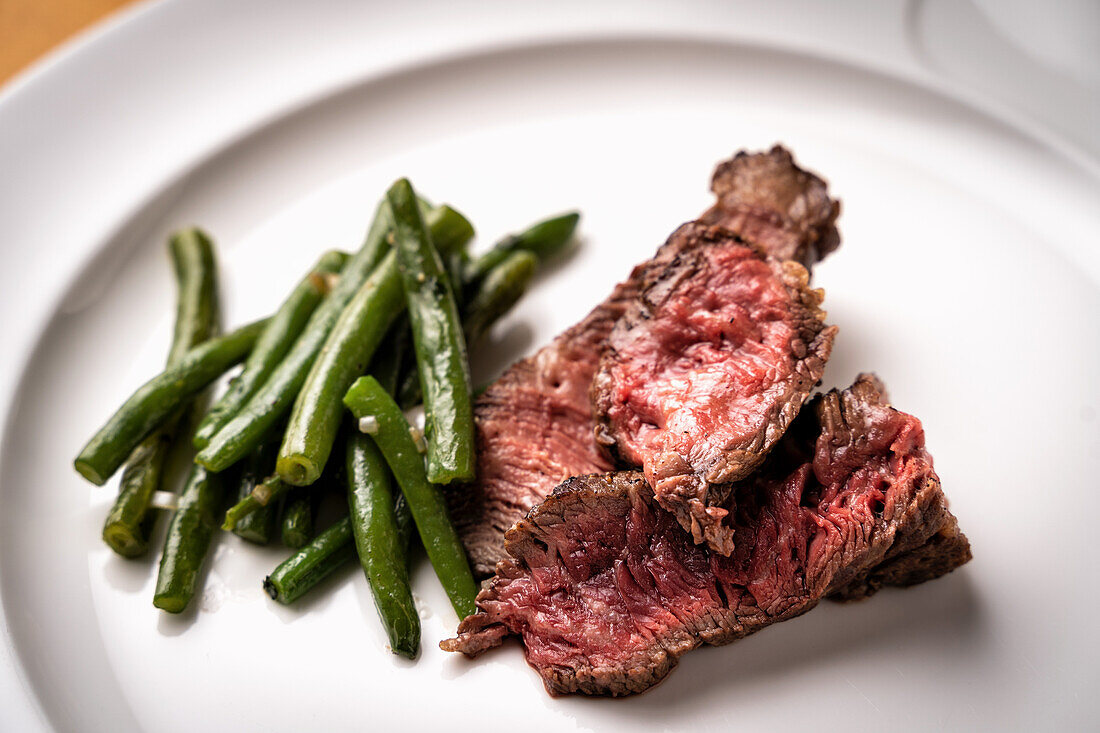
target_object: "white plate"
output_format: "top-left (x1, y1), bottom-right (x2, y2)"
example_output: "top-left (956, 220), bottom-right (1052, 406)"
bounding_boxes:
top-left (2, 2), bottom-right (1098, 731)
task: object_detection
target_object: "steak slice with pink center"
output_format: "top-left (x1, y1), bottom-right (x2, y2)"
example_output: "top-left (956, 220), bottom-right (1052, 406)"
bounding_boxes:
top-left (442, 375), bottom-right (971, 697)
top-left (448, 146), bottom-right (842, 576)
top-left (592, 222), bottom-right (837, 554)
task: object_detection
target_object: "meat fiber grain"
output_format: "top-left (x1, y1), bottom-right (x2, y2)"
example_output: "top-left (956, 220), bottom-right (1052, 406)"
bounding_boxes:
top-left (443, 375), bottom-right (970, 696)
top-left (592, 222), bottom-right (836, 554)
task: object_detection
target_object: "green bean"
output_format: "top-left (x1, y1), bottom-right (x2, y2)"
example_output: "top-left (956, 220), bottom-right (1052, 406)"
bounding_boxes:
top-left (276, 251), bottom-right (404, 485)
top-left (153, 463), bottom-right (227, 613)
top-left (222, 474), bottom-right (291, 530)
top-left (102, 430), bottom-right (173, 556)
top-left (193, 201), bottom-right (393, 472)
top-left (393, 493), bottom-right (414, 552)
top-left (101, 230), bottom-right (219, 554)
top-left (229, 439), bottom-right (281, 544)
top-left (193, 250), bottom-right (348, 449)
top-left (344, 376), bottom-right (477, 618)
top-left (166, 229), bottom-right (219, 363)
top-left (463, 250), bottom-right (537, 344)
top-left (346, 432), bottom-right (419, 657)
top-left (392, 249), bottom-right (537, 411)
top-left (386, 179), bottom-right (475, 485)
top-left (464, 211), bottom-right (579, 288)
top-left (263, 517), bottom-right (358, 604)
top-left (281, 487), bottom-right (320, 549)
top-left (446, 251), bottom-right (470, 311)
top-left (261, 489), bottom-right (413, 606)
top-left (371, 317), bottom-right (409, 397)
top-left (198, 204), bottom-right (472, 474)
top-left (75, 318), bottom-right (268, 486)
top-left (276, 206), bottom-right (474, 486)
top-left (395, 353), bottom-right (423, 411)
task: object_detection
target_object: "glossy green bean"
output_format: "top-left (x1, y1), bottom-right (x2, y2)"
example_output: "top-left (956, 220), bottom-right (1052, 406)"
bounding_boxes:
top-left (75, 318), bottom-right (268, 486)
top-left (343, 375), bottom-right (477, 618)
top-left (193, 250), bottom-right (348, 449)
top-left (101, 429), bottom-right (173, 556)
top-left (370, 317), bottom-right (409, 397)
top-left (101, 230), bottom-right (219, 554)
top-left (199, 204), bottom-right (472, 474)
top-left (166, 229), bottom-right (219, 363)
top-left (194, 201), bottom-right (394, 472)
top-left (153, 463), bottom-right (227, 613)
top-left (346, 432), bottom-right (419, 657)
top-left (281, 486), bottom-right (320, 549)
top-left (260, 487), bottom-right (412, 605)
top-left (275, 206), bottom-right (474, 487)
top-left (263, 518), bottom-right (358, 604)
top-left (386, 179), bottom-right (475, 485)
top-left (276, 250), bottom-right (405, 486)
top-left (463, 250), bottom-right (537, 344)
top-left (464, 211), bottom-right (579, 288)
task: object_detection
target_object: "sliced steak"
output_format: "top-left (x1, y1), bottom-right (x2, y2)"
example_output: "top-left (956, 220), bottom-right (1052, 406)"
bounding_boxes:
top-left (449, 249), bottom-right (672, 577)
top-left (592, 222), bottom-right (837, 555)
top-left (700, 144), bottom-right (841, 267)
top-left (449, 147), bottom-right (842, 576)
top-left (442, 375), bottom-right (970, 696)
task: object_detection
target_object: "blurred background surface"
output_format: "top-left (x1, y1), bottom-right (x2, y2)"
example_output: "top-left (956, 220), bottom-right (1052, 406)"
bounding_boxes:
top-left (1, 0), bottom-right (136, 83)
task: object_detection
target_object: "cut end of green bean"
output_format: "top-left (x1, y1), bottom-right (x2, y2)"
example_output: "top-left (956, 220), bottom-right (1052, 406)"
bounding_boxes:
top-left (152, 593), bottom-right (189, 614)
top-left (73, 460), bottom-right (106, 486)
top-left (263, 516), bottom-right (356, 605)
top-left (102, 523), bottom-right (147, 558)
top-left (276, 456), bottom-right (316, 487)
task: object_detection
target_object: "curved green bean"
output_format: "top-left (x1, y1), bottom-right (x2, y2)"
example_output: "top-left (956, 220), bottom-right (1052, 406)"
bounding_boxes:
top-left (193, 250), bottom-right (348, 449)
top-left (344, 375), bottom-right (477, 618)
top-left (75, 318), bottom-right (268, 486)
top-left (166, 229), bottom-right (219, 364)
top-left (102, 229), bottom-right (219, 555)
top-left (386, 179), bottom-right (474, 485)
top-left (346, 431), bottom-right (419, 658)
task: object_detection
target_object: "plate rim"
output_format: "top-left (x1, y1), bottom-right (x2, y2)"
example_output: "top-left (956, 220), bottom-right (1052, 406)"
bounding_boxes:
top-left (2, 2), bottom-right (1099, 730)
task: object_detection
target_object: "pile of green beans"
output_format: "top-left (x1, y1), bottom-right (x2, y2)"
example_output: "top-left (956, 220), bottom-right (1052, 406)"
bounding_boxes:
top-left (73, 185), bottom-right (579, 652)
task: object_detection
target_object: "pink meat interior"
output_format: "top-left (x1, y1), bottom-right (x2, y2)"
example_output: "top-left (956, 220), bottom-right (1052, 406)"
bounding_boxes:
top-left (605, 244), bottom-right (804, 481)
